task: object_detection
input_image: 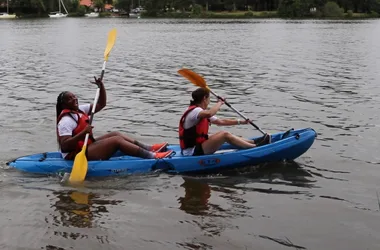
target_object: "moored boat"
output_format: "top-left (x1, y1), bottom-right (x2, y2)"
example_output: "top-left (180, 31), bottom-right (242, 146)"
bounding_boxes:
top-left (48, 0), bottom-right (68, 18)
top-left (85, 12), bottom-right (99, 17)
top-left (0, 0), bottom-right (16, 19)
top-left (0, 13), bottom-right (16, 19)
top-left (7, 128), bottom-right (317, 178)
top-left (48, 12), bottom-right (67, 18)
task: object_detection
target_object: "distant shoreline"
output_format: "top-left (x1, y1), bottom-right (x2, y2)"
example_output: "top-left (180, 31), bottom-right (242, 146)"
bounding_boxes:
top-left (8, 11), bottom-right (380, 20)
top-left (145, 11), bottom-right (378, 19)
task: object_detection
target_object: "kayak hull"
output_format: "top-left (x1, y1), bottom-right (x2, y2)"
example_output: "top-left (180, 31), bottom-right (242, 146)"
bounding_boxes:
top-left (7, 128), bottom-right (317, 177)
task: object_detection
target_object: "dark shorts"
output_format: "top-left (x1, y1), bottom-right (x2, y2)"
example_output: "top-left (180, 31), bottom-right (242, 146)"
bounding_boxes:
top-left (64, 151), bottom-right (77, 160)
top-left (193, 143), bottom-right (205, 156)
top-left (64, 147), bottom-right (88, 160)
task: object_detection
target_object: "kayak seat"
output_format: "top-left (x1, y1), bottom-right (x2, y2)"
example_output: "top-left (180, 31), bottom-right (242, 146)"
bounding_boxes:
top-left (281, 128), bottom-right (294, 139)
top-left (39, 152), bottom-right (48, 162)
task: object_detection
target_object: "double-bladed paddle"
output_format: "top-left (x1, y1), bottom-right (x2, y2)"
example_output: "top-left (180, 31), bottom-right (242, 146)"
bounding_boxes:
top-left (177, 68), bottom-right (266, 135)
top-left (68, 28), bottom-right (117, 183)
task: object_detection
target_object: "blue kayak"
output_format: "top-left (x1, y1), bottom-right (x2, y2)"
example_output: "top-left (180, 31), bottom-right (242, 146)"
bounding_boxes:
top-left (6, 128), bottom-right (316, 178)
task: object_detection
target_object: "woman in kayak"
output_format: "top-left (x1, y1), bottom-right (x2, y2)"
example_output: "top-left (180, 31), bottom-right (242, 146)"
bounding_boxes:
top-left (56, 78), bottom-right (172, 160)
top-left (179, 88), bottom-right (270, 156)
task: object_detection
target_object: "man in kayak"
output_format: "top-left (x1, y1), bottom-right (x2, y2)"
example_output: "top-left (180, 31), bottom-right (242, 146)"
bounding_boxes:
top-left (56, 78), bottom-right (172, 160)
top-left (179, 88), bottom-right (270, 156)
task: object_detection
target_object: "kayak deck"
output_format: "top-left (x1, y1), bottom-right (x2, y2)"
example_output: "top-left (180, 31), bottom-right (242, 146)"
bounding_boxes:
top-left (7, 128), bottom-right (317, 177)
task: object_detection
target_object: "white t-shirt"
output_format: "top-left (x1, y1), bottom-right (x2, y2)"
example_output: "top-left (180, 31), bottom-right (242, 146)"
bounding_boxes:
top-left (57, 104), bottom-right (91, 158)
top-left (182, 107), bottom-right (217, 156)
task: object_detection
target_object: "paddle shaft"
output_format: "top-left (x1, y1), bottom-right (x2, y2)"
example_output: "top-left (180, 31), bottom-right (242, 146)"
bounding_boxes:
top-left (209, 89), bottom-right (266, 135)
top-left (88, 61), bottom-right (106, 125)
top-left (83, 61), bottom-right (107, 146)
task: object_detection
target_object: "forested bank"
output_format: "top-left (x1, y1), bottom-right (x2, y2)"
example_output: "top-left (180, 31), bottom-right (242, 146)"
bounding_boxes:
top-left (0, 0), bottom-right (378, 18)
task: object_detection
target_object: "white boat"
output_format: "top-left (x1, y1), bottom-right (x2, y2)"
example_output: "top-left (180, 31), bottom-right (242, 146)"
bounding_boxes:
top-left (129, 6), bottom-right (145, 18)
top-left (49, 0), bottom-right (68, 18)
top-left (49, 12), bottom-right (67, 18)
top-left (85, 12), bottom-right (99, 17)
top-left (0, 12), bottom-right (16, 19)
top-left (0, 0), bottom-right (16, 19)
top-left (128, 12), bottom-right (140, 18)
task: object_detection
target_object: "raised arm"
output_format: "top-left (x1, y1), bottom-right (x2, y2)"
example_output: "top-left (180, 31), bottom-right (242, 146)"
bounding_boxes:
top-left (90, 77), bottom-right (107, 113)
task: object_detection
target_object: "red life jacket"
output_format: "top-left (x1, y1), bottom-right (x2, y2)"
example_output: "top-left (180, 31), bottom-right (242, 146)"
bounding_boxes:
top-left (179, 105), bottom-right (209, 149)
top-left (57, 109), bottom-right (95, 156)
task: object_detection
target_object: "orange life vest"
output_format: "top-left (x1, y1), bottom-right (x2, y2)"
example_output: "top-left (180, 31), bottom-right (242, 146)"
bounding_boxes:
top-left (57, 109), bottom-right (95, 156)
top-left (179, 105), bottom-right (209, 149)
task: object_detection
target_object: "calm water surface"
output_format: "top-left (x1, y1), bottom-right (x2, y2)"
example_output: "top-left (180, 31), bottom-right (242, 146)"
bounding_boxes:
top-left (0, 18), bottom-right (380, 249)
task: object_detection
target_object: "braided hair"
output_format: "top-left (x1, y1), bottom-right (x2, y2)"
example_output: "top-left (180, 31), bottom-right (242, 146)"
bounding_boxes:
top-left (56, 91), bottom-right (70, 149)
top-left (190, 88), bottom-right (210, 106)
top-left (56, 91), bottom-right (68, 122)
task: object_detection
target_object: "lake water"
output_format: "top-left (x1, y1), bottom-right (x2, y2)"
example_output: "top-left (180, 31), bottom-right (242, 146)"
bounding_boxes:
top-left (0, 18), bottom-right (380, 250)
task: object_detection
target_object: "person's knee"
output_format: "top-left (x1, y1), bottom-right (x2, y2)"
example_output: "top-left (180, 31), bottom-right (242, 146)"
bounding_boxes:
top-left (110, 131), bottom-right (123, 137)
top-left (108, 136), bottom-right (123, 146)
top-left (222, 131), bottom-right (232, 138)
top-left (215, 131), bottom-right (228, 137)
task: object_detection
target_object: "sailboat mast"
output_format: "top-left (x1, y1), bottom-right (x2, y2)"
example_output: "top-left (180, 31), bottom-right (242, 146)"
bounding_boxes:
top-left (61, 0), bottom-right (69, 14)
top-left (7, 0), bottom-right (9, 14)
top-left (59, 0), bottom-right (61, 13)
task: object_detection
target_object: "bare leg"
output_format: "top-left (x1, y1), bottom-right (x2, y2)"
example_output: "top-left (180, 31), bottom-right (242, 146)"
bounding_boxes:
top-left (95, 131), bottom-right (155, 150)
top-left (87, 136), bottom-right (142, 160)
top-left (95, 131), bottom-right (135, 143)
top-left (202, 131), bottom-right (256, 155)
top-left (242, 135), bottom-right (269, 144)
top-left (244, 139), bottom-right (255, 144)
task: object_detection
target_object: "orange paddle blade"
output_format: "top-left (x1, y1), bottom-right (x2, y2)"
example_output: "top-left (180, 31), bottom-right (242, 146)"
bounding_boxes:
top-left (178, 68), bottom-right (210, 90)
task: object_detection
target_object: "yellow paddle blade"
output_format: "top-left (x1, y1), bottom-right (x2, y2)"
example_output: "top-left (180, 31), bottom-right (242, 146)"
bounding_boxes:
top-left (104, 28), bottom-right (117, 61)
top-left (178, 68), bottom-right (210, 90)
top-left (70, 191), bottom-right (89, 205)
top-left (70, 192), bottom-right (90, 216)
top-left (69, 145), bottom-right (88, 183)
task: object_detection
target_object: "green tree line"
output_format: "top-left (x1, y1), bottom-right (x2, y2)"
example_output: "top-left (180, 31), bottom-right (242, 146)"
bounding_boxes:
top-left (1, 0), bottom-right (379, 17)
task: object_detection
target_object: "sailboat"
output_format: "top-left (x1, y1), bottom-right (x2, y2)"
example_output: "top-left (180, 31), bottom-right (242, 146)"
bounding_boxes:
top-left (0, 0), bottom-right (16, 19)
top-left (49, 0), bottom-right (68, 18)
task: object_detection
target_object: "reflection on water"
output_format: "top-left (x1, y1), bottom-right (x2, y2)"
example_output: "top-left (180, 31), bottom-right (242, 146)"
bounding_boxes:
top-left (178, 178), bottom-right (211, 215)
top-left (231, 160), bottom-right (316, 188)
top-left (178, 160), bottom-right (340, 221)
top-left (178, 161), bottom-right (316, 217)
top-left (46, 190), bottom-right (123, 248)
top-left (178, 177), bottom-right (228, 239)
top-left (45, 245), bottom-right (66, 250)
top-left (258, 235), bottom-right (306, 249)
top-left (50, 190), bottom-right (121, 230)
top-left (177, 161), bottom-right (320, 247)
top-left (179, 160), bottom-right (317, 195)
top-left (183, 160), bottom-right (317, 192)
top-left (51, 191), bottom-right (95, 229)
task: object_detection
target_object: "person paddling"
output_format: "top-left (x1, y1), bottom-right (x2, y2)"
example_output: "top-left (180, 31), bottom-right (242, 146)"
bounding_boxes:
top-left (179, 88), bottom-right (270, 156)
top-left (56, 77), bottom-right (172, 161)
